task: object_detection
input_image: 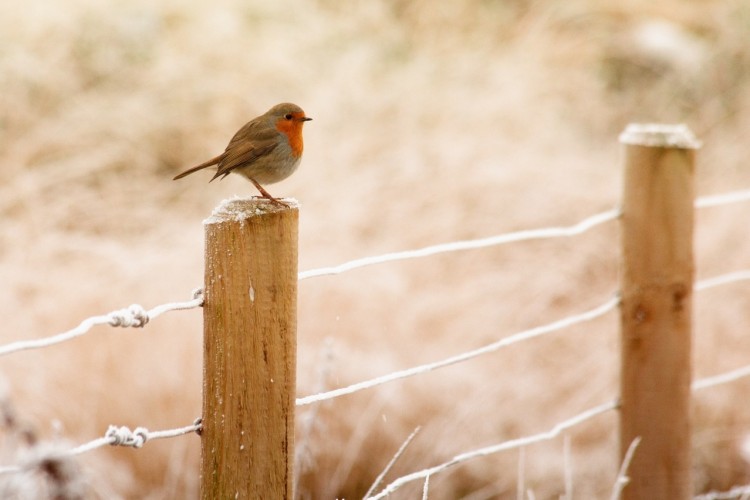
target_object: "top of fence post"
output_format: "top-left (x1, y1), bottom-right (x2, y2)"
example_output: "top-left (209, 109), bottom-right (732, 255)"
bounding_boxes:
top-left (619, 123), bottom-right (701, 149)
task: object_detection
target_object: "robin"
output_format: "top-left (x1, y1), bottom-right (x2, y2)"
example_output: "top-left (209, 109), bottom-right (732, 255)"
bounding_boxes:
top-left (173, 102), bottom-right (312, 206)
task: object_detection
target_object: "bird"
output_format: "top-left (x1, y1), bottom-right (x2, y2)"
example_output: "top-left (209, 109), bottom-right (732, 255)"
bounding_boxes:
top-left (173, 102), bottom-right (312, 206)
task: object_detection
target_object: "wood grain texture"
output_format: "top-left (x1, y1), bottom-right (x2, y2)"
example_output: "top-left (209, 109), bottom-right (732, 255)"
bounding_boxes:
top-left (201, 199), bottom-right (298, 499)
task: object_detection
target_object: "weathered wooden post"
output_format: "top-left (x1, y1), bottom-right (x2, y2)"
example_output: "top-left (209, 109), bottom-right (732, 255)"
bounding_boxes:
top-left (201, 198), bottom-right (298, 499)
top-left (618, 124), bottom-right (699, 499)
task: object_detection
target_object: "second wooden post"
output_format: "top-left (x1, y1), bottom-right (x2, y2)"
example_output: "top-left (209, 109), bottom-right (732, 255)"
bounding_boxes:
top-left (201, 198), bottom-right (298, 499)
top-left (619, 124), bottom-right (699, 500)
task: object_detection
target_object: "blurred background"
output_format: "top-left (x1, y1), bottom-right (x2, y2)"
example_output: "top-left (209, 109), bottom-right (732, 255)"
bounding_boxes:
top-left (1, 0), bottom-right (749, 498)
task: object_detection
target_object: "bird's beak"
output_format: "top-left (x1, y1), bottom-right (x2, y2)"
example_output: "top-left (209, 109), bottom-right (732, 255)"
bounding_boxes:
top-left (301, 116), bottom-right (313, 122)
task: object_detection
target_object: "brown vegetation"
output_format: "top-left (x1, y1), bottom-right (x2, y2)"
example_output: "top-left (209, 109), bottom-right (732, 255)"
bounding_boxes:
top-left (1, 0), bottom-right (749, 498)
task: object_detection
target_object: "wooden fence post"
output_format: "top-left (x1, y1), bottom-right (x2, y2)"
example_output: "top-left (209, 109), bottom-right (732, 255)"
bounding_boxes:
top-left (201, 198), bottom-right (298, 499)
top-left (618, 124), bottom-right (700, 499)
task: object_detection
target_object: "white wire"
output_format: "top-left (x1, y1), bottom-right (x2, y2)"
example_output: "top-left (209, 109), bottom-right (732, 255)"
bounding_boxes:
top-left (296, 296), bottom-right (619, 406)
top-left (3, 188), bottom-right (747, 359)
top-left (0, 290), bottom-right (203, 357)
top-left (695, 270), bottom-right (750, 291)
top-left (366, 400), bottom-right (618, 499)
top-left (360, 267), bottom-right (750, 497)
top-left (297, 269), bottom-right (750, 407)
top-left (0, 420), bottom-right (202, 475)
top-left (694, 188), bottom-right (750, 208)
top-left (693, 365), bottom-right (750, 391)
top-left (297, 187), bottom-right (750, 282)
top-left (298, 209), bottom-right (621, 280)
top-left (2, 349), bottom-right (749, 480)
top-left (0, 266), bottom-right (746, 478)
top-left (0, 188), bottom-right (745, 481)
top-left (690, 271), bottom-right (750, 390)
top-left (694, 484), bottom-right (750, 500)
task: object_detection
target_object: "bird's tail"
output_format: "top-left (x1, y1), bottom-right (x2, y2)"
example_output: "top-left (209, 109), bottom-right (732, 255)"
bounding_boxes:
top-left (172, 154), bottom-right (224, 180)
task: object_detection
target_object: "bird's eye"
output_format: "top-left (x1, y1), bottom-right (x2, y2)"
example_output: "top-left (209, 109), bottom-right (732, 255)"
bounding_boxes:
top-left (284, 113), bottom-right (293, 120)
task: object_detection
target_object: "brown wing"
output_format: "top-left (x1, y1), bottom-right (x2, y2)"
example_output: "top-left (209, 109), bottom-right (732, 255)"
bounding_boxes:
top-left (210, 121), bottom-right (281, 181)
top-left (174, 116), bottom-right (280, 182)
top-left (210, 139), bottom-right (279, 181)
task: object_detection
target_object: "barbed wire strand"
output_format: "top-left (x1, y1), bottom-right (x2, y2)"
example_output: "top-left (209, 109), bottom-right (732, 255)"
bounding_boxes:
top-left (366, 400), bottom-right (618, 500)
top-left (296, 295), bottom-right (620, 406)
top-left (2, 266), bottom-right (744, 365)
top-left (0, 289), bottom-right (203, 358)
top-left (71, 420), bottom-right (202, 456)
top-left (298, 209), bottom-right (621, 280)
top-left (0, 420), bottom-right (202, 475)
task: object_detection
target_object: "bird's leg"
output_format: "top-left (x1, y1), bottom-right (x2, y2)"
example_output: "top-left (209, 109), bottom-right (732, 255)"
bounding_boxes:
top-left (249, 178), bottom-right (289, 207)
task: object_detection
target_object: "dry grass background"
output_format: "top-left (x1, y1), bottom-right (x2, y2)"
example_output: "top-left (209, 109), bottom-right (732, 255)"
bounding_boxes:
top-left (1, 0), bottom-right (749, 498)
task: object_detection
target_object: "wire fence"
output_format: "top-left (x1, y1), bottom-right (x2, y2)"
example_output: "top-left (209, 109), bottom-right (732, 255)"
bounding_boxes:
top-left (1, 187), bottom-right (749, 498)
top-left (0, 289), bottom-right (204, 357)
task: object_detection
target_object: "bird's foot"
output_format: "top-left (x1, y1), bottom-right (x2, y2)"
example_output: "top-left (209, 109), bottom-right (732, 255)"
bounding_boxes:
top-left (250, 178), bottom-right (290, 208)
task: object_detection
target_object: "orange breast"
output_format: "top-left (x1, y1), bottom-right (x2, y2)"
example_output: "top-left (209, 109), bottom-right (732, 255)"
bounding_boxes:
top-left (275, 119), bottom-right (305, 157)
